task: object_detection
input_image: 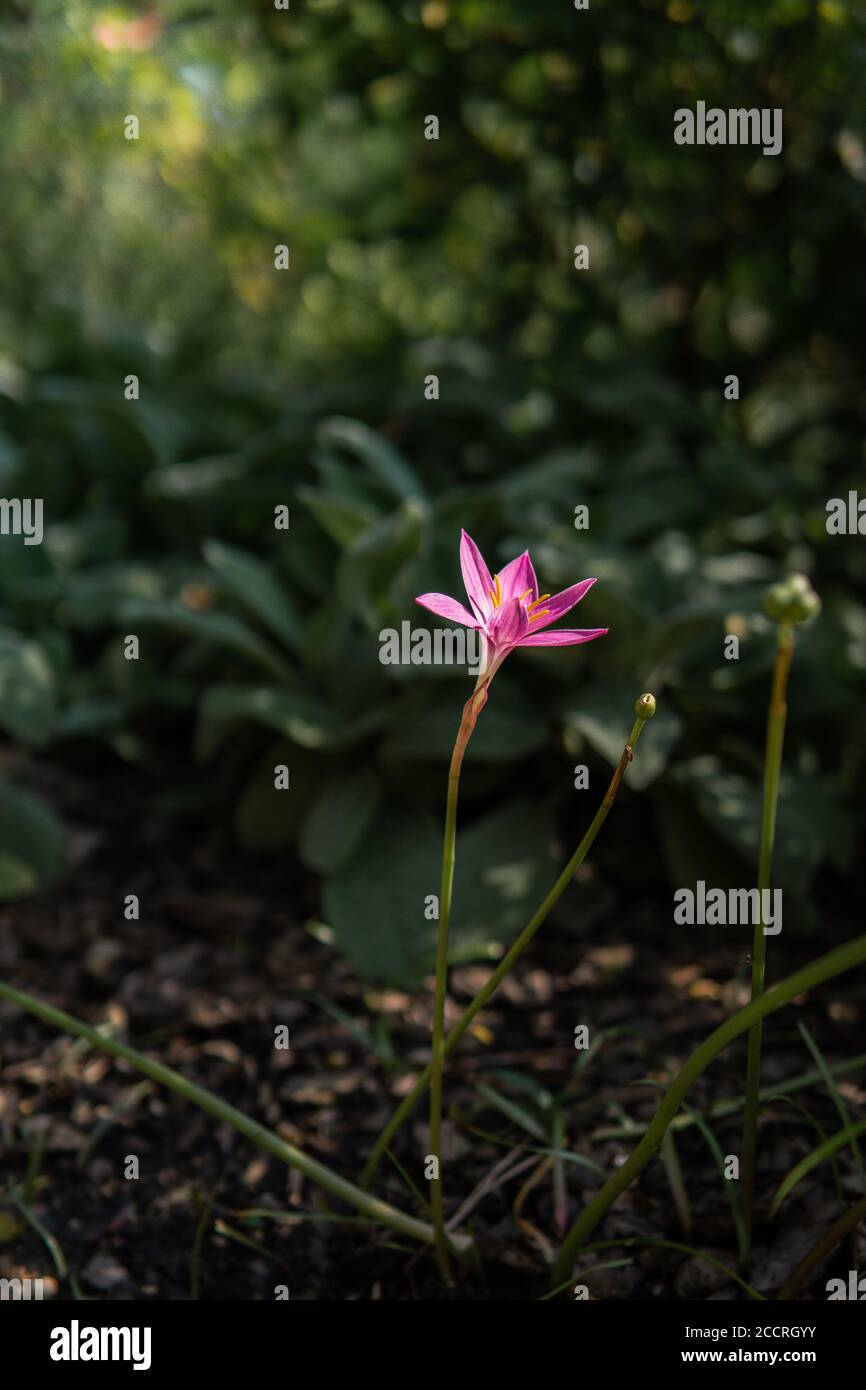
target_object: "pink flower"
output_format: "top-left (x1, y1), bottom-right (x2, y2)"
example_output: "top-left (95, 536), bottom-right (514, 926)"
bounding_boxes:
top-left (416, 530), bottom-right (608, 682)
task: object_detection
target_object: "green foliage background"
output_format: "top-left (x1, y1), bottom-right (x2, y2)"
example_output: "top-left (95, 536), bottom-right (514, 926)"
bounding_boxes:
top-left (0, 0), bottom-right (864, 981)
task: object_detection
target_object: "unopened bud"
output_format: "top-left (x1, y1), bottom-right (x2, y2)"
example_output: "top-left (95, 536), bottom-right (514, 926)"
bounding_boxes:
top-left (764, 574), bottom-right (821, 625)
top-left (635, 693), bottom-right (656, 720)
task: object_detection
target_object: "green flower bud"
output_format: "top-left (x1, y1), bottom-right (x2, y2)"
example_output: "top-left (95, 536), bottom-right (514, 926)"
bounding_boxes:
top-left (635, 693), bottom-right (657, 720)
top-left (763, 574), bottom-right (821, 625)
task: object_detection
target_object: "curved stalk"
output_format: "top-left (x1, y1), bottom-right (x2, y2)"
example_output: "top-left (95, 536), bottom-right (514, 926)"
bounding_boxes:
top-left (551, 932), bottom-right (866, 1289)
top-left (362, 696), bottom-right (656, 1190)
top-left (0, 979), bottom-right (471, 1255)
top-left (741, 620), bottom-right (794, 1261)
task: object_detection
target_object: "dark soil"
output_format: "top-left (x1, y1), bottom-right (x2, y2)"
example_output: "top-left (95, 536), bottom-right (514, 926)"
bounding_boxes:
top-left (1, 751), bottom-right (864, 1300)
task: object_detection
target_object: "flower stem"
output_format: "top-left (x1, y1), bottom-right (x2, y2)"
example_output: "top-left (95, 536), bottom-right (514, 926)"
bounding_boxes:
top-left (550, 932), bottom-right (866, 1290)
top-left (0, 978), bottom-right (472, 1256)
top-left (362, 695), bottom-right (656, 1192)
top-left (741, 619), bottom-right (794, 1265)
top-left (778, 1192), bottom-right (866, 1300)
top-left (428, 683), bottom-right (488, 1282)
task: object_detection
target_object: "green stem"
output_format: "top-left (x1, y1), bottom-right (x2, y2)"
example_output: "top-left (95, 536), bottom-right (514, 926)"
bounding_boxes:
top-left (0, 979), bottom-right (470, 1256)
top-left (741, 620), bottom-right (794, 1263)
top-left (428, 682), bottom-right (488, 1282)
top-left (778, 1192), bottom-right (866, 1300)
top-left (362, 698), bottom-right (655, 1191)
top-left (550, 932), bottom-right (866, 1289)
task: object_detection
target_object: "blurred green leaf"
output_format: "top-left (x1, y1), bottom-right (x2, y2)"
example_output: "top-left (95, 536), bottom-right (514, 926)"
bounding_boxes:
top-left (0, 630), bottom-right (56, 746)
top-left (299, 770), bottom-right (381, 873)
top-left (203, 539), bottom-right (300, 649)
top-left (200, 684), bottom-right (342, 749)
top-left (322, 797), bottom-right (557, 985)
top-left (671, 757), bottom-right (852, 899)
top-left (145, 456), bottom-right (248, 502)
top-left (381, 695), bottom-right (547, 763)
top-left (233, 741), bottom-right (319, 853)
top-left (296, 487), bottom-right (378, 547)
top-left (337, 499), bottom-right (427, 628)
top-left (118, 599), bottom-right (292, 681)
top-left (316, 417), bottom-right (425, 502)
top-left (0, 779), bottom-right (65, 901)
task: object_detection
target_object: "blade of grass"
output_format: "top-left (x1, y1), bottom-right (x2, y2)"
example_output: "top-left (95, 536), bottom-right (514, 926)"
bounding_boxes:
top-left (21, 1127), bottom-right (46, 1206)
top-left (381, 1146), bottom-right (434, 1220)
top-left (464, 1117), bottom-right (606, 1173)
top-left (591, 1053), bottom-right (866, 1140)
top-left (551, 932), bottom-right (866, 1287)
top-left (660, 1129), bottom-right (692, 1236)
top-left (8, 1186), bottom-right (67, 1282)
top-left (778, 1193), bottom-right (866, 1299)
top-left (513, 1155), bottom-right (556, 1263)
top-left (550, 1108), bottom-right (568, 1235)
top-left (492, 1069), bottom-right (555, 1109)
top-left (797, 1020), bottom-right (865, 1191)
top-left (373, 1016), bottom-right (397, 1078)
top-left (475, 1083), bottom-right (546, 1141)
top-left (213, 1218), bottom-right (288, 1270)
top-left (683, 1102), bottom-right (747, 1267)
top-left (634, 1082), bottom-right (693, 1236)
top-left (300, 992), bottom-right (376, 1048)
top-left (231, 1207), bottom-right (383, 1230)
top-left (190, 1184), bottom-right (220, 1300)
top-left (769, 1116), bottom-right (866, 1218)
top-left (772, 1096), bottom-right (844, 1211)
top-left (0, 979), bottom-right (471, 1256)
top-left (461, 1120), bottom-right (605, 1175)
top-left (77, 1080), bottom-right (152, 1169)
top-left (447, 1148), bottom-right (535, 1231)
top-left (544, 1238), bottom-right (766, 1301)
top-left (634, 1080), bottom-right (693, 1236)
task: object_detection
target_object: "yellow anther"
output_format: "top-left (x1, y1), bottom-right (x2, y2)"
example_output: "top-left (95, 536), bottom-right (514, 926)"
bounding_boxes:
top-left (527, 593), bottom-right (550, 613)
top-left (529, 608), bottom-right (550, 622)
top-left (488, 573), bottom-right (503, 607)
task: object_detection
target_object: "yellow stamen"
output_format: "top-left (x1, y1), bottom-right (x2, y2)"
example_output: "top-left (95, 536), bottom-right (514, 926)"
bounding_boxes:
top-left (527, 593), bottom-right (550, 613)
top-left (488, 573), bottom-right (503, 607)
top-left (529, 608), bottom-right (550, 622)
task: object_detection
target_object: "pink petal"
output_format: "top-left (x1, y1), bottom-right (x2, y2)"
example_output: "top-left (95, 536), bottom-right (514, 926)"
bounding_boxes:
top-left (497, 550), bottom-right (538, 604)
top-left (518, 627), bottom-right (608, 646)
top-left (460, 530), bottom-right (494, 621)
top-left (415, 593), bottom-right (479, 627)
top-left (525, 577), bottom-right (597, 632)
top-left (486, 596), bottom-right (530, 648)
